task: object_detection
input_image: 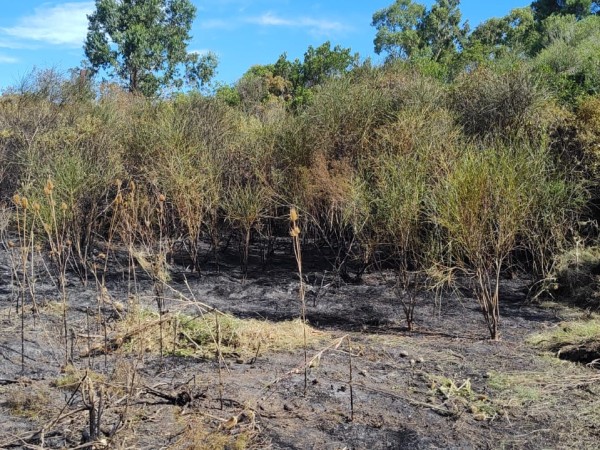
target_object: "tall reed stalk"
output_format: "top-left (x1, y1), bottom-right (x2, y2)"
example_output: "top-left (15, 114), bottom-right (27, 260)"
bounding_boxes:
top-left (290, 207), bottom-right (308, 394)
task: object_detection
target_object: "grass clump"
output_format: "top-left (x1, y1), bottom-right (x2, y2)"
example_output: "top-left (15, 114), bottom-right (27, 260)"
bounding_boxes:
top-left (118, 309), bottom-right (328, 360)
top-left (172, 414), bottom-right (256, 450)
top-left (487, 371), bottom-right (543, 406)
top-left (175, 314), bottom-right (327, 359)
top-left (428, 375), bottom-right (498, 420)
top-left (2, 385), bottom-right (52, 419)
top-left (549, 246), bottom-right (600, 308)
top-left (527, 316), bottom-right (600, 349)
top-left (52, 365), bottom-right (106, 391)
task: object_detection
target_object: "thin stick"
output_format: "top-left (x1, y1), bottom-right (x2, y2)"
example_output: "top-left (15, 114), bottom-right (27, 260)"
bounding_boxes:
top-left (347, 336), bottom-right (354, 422)
top-left (216, 311), bottom-right (224, 410)
top-left (290, 207), bottom-right (308, 395)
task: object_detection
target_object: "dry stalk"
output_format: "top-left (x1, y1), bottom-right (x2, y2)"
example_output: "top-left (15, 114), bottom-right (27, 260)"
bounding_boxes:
top-left (216, 311), bottom-right (224, 410)
top-left (290, 206), bottom-right (308, 395)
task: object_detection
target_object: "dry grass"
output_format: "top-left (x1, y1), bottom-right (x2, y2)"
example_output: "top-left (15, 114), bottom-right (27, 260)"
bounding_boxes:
top-left (52, 365), bottom-right (106, 391)
top-left (171, 414), bottom-right (256, 450)
top-left (2, 385), bottom-right (53, 419)
top-left (427, 375), bottom-right (498, 420)
top-left (118, 308), bottom-right (329, 359)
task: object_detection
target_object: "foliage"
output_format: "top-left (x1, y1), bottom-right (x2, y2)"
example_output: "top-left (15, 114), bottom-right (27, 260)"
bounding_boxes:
top-left (0, 18), bottom-right (595, 341)
top-left (372, 0), bottom-right (468, 63)
top-left (428, 144), bottom-right (573, 339)
top-left (531, 0), bottom-right (599, 21)
top-left (84, 0), bottom-right (217, 96)
top-left (232, 41), bottom-right (358, 111)
top-left (576, 95), bottom-right (600, 175)
top-left (451, 64), bottom-right (548, 140)
top-left (466, 7), bottom-right (539, 60)
top-left (534, 15), bottom-right (600, 103)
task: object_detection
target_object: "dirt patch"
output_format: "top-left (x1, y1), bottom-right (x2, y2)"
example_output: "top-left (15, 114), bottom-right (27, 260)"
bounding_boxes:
top-left (1, 245), bottom-right (599, 449)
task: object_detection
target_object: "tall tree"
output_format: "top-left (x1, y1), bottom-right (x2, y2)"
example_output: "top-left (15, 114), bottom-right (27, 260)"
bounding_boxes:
top-left (84, 0), bottom-right (217, 96)
top-left (300, 41), bottom-right (359, 87)
top-left (372, 0), bottom-right (468, 63)
top-left (420, 0), bottom-right (468, 63)
top-left (372, 0), bottom-right (427, 60)
top-left (531, 0), bottom-right (597, 21)
top-left (468, 7), bottom-right (538, 58)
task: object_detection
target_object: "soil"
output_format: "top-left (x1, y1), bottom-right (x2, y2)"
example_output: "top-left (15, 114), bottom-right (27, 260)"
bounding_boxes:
top-left (1, 242), bottom-right (599, 449)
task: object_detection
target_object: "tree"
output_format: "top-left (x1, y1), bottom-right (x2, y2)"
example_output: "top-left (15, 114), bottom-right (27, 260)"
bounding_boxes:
top-left (467, 7), bottom-right (538, 59)
top-left (84, 0), bottom-right (217, 96)
top-left (420, 0), bottom-right (468, 63)
top-left (372, 0), bottom-right (427, 60)
top-left (301, 42), bottom-right (359, 87)
top-left (372, 0), bottom-right (468, 63)
top-left (232, 42), bottom-right (358, 111)
top-left (531, 0), bottom-right (598, 21)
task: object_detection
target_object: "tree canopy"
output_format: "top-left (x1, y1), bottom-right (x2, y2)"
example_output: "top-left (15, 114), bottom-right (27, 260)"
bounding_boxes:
top-left (218, 41), bottom-right (358, 110)
top-left (84, 0), bottom-right (217, 96)
top-left (531, 0), bottom-right (599, 21)
top-left (372, 0), bottom-right (468, 63)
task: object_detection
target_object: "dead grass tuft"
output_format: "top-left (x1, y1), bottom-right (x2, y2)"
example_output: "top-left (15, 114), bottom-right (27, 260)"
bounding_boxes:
top-left (52, 365), bottom-right (106, 391)
top-left (2, 385), bottom-right (52, 419)
top-left (171, 414), bottom-right (256, 450)
top-left (118, 309), bottom-right (328, 359)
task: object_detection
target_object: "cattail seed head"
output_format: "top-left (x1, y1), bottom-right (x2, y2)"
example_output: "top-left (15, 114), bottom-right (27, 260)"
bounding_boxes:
top-left (21, 197), bottom-right (29, 209)
top-left (61, 202), bottom-right (68, 212)
top-left (32, 202), bottom-right (41, 212)
top-left (290, 207), bottom-right (298, 222)
top-left (12, 194), bottom-right (21, 206)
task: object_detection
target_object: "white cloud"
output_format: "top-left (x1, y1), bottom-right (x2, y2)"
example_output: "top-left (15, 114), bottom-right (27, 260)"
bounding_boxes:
top-left (0, 39), bottom-right (37, 50)
top-left (0, 54), bottom-right (18, 64)
top-left (1, 2), bottom-right (94, 48)
top-left (247, 12), bottom-right (348, 34)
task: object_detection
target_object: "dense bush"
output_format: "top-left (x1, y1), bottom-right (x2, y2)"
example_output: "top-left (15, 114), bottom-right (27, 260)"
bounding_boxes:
top-left (0, 62), bottom-right (592, 338)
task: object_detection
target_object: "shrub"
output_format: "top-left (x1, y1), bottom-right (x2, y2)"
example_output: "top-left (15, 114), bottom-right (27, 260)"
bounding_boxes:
top-left (431, 145), bottom-right (542, 339)
top-left (451, 64), bottom-right (548, 141)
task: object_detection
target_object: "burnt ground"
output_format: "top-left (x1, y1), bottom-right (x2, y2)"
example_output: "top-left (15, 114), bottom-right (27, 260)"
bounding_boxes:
top-left (1, 242), bottom-right (599, 449)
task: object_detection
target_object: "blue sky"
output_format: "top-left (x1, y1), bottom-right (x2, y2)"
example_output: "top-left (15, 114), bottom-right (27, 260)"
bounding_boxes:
top-left (0, 0), bottom-right (527, 91)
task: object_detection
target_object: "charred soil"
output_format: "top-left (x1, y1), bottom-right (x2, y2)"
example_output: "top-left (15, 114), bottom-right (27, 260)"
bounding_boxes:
top-left (0, 244), bottom-right (599, 450)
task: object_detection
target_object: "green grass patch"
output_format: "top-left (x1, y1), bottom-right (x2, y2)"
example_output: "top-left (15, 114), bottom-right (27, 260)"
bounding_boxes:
top-left (527, 317), bottom-right (600, 350)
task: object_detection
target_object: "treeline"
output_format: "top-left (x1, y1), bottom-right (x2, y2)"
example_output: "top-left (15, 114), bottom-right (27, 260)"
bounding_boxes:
top-left (0, 0), bottom-right (599, 339)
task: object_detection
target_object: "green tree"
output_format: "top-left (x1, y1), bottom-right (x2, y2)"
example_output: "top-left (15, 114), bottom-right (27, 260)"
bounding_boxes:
top-left (531, 0), bottom-right (598, 21)
top-left (372, 0), bottom-right (468, 63)
top-left (233, 42), bottom-right (357, 110)
top-left (420, 0), bottom-right (468, 63)
top-left (84, 0), bottom-right (217, 96)
top-left (372, 0), bottom-right (427, 60)
top-left (301, 41), bottom-right (359, 87)
top-left (467, 7), bottom-right (538, 59)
